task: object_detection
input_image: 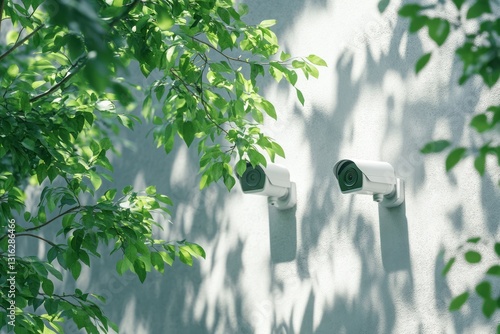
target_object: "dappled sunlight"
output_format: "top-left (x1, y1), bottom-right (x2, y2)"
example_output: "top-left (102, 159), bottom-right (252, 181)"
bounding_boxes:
top-left (28, 0), bottom-right (498, 333)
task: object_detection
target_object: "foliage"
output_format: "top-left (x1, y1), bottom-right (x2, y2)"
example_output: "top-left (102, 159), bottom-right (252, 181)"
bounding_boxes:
top-left (442, 237), bottom-right (500, 333)
top-left (389, 0), bottom-right (500, 176)
top-left (382, 0), bottom-right (500, 329)
top-left (0, 0), bottom-right (324, 332)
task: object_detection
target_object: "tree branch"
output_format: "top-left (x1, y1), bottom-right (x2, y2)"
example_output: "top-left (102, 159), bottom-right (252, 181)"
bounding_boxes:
top-left (169, 68), bottom-right (229, 135)
top-left (0, 25), bottom-right (44, 62)
top-left (24, 205), bottom-right (80, 233)
top-left (16, 233), bottom-right (57, 247)
top-left (30, 56), bottom-right (87, 102)
top-left (190, 36), bottom-right (269, 66)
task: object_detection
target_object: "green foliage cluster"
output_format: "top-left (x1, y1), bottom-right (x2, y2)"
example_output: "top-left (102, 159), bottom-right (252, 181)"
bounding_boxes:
top-left (442, 238), bottom-right (500, 333)
top-left (0, 0), bottom-right (324, 332)
top-left (395, 0), bottom-right (500, 176)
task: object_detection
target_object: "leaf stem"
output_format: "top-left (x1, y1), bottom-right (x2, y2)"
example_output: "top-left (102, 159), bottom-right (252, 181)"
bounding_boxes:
top-left (0, 25), bottom-right (44, 62)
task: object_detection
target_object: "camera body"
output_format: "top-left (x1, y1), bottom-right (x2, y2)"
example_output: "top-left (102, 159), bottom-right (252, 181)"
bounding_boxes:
top-left (333, 159), bottom-right (404, 207)
top-left (239, 162), bottom-right (296, 210)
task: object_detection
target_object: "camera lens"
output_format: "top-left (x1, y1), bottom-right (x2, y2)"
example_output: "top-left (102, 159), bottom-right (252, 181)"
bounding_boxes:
top-left (245, 169), bottom-right (262, 187)
top-left (343, 168), bottom-right (358, 186)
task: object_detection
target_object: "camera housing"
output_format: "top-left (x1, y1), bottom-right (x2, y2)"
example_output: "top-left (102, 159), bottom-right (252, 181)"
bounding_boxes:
top-left (239, 162), bottom-right (296, 210)
top-left (333, 159), bottom-right (404, 207)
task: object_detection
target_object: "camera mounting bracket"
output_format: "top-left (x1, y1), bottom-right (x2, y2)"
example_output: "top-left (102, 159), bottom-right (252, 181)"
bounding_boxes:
top-left (268, 182), bottom-right (297, 210)
top-left (378, 178), bottom-right (404, 208)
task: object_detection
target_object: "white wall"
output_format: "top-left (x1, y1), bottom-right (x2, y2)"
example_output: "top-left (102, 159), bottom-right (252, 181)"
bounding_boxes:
top-left (73, 1), bottom-right (500, 333)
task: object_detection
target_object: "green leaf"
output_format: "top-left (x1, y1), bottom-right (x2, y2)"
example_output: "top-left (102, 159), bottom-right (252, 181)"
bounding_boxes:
top-left (259, 19), bottom-right (276, 28)
top-left (464, 250), bottom-right (481, 263)
top-left (151, 252), bottom-right (164, 273)
top-left (156, 6), bottom-right (175, 30)
top-left (42, 279), bottom-right (55, 296)
top-left (217, 7), bottom-right (231, 24)
top-left (116, 259), bottom-right (129, 275)
top-left (142, 95), bottom-right (153, 120)
top-left (179, 248), bottom-right (193, 266)
top-left (467, 0), bottom-right (491, 19)
top-left (248, 149), bottom-right (267, 167)
top-left (296, 88), bottom-right (305, 106)
top-left (145, 185), bottom-right (156, 195)
top-left (261, 100), bottom-right (277, 119)
top-left (71, 261), bottom-right (82, 280)
top-left (292, 60), bottom-right (305, 68)
top-left (7, 64), bottom-right (19, 77)
top-left (446, 147), bottom-right (467, 171)
top-left (280, 51), bottom-right (291, 61)
top-left (133, 259), bottom-right (147, 283)
top-left (420, 140), bottom-right (450, 154)
top-left (181, 121), bottom-right (195, 147)
top-left (159, 251), bottom-right (174, 266)
top-left (223, 174), bottom-right (236, 190)
top-left (306, 54), bottom-right (327, 67)
top-left (45, 263), bottom-right (63, 281)
top-left (475, 281), bottom-right (491, 299)
top-left (427, 18), bottom-right (450, 46)
top-left (470, 114), bottom-right (490, 133)
top-left (272, 142), bottom-right (285, 158)
top-left (486, 265), bottom-right (500, 276)
top-left (236, 160), bottom-right (247, 177)
top-left (449, 291), bottom-right (469, 311)
top-left (496, 243), bottom-right (500, 257)
top-left (199, 174), bottom-right (209, 190)
top-left (44, 299), bottom-right (59, 315)
top-left (185, 242), bottom-right (206, 259)
top-left (88, 170), bottom-right (102, 191)
top-left (442, 257), bottom-right (455, 276)
top-left (415, 53), bottom-right (431, 74)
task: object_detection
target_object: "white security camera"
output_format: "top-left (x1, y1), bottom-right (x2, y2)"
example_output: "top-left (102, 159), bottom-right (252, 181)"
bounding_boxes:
top-left (333, 159), bottom-right (404, 207)
top-left (238, 162), bottom-right (296, 210)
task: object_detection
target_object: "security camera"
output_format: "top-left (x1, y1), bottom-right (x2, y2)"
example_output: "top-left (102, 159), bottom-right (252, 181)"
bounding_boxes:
top-left (238, 162), bottom-right (296, 210)
top-left (333, 159), bottom-right (404, 207)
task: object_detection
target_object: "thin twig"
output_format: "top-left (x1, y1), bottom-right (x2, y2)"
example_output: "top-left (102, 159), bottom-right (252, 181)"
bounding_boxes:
top-left (16, 233), bottom-right (57, 247)
top-left (0, 25), bottom-right (44, 62)
top-left (30, 56), bottom-right (87, 102)
top-left (191, 36), bottom-right (253, 65)
top-left (23, 206), bottom-right (80, 232)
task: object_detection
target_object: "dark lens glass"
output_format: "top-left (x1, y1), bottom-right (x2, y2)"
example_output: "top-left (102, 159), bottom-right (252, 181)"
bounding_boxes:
top-left (343, 168), bottom-right (358, 186)
top-left (245, 169), bottom-right (262, 187)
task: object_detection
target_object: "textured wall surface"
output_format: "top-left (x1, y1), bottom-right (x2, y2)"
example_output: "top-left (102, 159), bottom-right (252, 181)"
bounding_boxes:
top-left (51, 0), bottom-right (500, 333)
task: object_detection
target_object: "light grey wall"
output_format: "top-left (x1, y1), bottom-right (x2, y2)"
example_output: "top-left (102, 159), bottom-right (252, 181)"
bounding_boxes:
top-left (52, 0), bottom-right (500, 333)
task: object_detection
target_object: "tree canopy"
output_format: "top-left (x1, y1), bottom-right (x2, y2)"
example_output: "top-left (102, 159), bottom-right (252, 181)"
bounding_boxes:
top-left (0, 0), bottom-right (325, 332)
